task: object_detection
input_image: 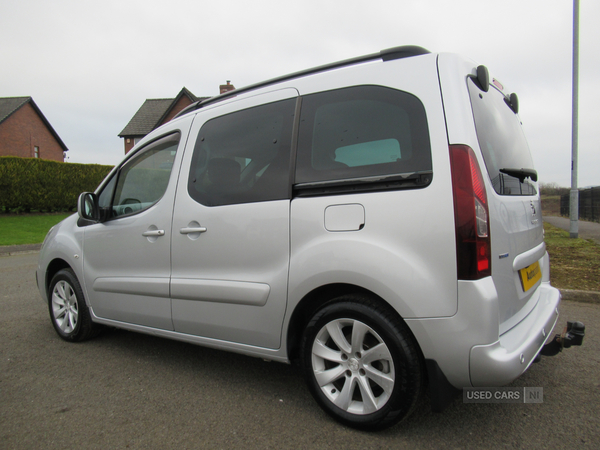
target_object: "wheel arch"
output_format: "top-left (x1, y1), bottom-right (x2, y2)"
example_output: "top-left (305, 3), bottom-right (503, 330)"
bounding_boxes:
top-left (286, 283), bottom-right (423, 364)
top-left (45, 258), bottom-right (73, 298)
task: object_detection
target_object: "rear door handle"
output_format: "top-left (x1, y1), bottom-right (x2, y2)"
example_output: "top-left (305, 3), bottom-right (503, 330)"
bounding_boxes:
top-left (180, 227), bottom-right (207, 234)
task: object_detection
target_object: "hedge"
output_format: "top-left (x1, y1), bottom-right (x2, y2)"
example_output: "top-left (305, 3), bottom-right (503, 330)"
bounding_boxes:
top-left (0, 157), bottom-right (113, 212)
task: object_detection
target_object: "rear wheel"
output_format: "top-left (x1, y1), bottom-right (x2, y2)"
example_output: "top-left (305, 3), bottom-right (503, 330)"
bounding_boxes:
top-left (301, 295), bottom-right (424, 430)
top-left (48, 269), bottom-right (101, 342)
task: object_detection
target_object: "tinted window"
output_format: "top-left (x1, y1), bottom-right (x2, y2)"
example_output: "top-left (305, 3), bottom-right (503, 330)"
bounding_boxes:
top-left (468, 80), bottom-right (537, 196)
top-left (99, 133), bottom-right (180, 219)
top-left (295, 86), bottom-right (431, 185)
top-left (188, 98), bottom-right (296, 206)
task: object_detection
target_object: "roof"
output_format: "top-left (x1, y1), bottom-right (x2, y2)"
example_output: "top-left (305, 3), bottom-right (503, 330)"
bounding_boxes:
top-left (119, 87), bottom-right (208, 137)
top-left (175, 45), bottom-right (430, 119)
top-left (0, 97), bottom-right (30, 124)
top-left (118, 98), bottom-right (175, 137)
top-left (0, 96), bottom-right (68, 151)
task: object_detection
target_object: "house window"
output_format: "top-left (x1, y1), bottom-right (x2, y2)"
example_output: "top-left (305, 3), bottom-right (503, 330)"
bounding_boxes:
top-left (34, 146), bottom-right (39, 158)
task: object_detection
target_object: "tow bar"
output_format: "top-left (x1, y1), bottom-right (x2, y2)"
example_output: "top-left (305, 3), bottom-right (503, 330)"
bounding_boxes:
top-left (539, 321), bottom-right (585, 357)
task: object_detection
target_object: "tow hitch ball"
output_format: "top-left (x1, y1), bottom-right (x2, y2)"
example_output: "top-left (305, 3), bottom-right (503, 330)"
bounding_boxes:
top-left (539, 321), bottom-right (585, 357)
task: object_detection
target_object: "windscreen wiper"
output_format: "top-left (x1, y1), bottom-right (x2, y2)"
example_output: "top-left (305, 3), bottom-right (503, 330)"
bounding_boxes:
top-left (499, 168), bottom-right (538, 183)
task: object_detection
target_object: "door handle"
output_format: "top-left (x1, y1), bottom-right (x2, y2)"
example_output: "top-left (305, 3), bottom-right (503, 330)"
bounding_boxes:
top-left (142, 229), bottom-right (165, 237)
top-left (180, 227), bottom-right (207, 234)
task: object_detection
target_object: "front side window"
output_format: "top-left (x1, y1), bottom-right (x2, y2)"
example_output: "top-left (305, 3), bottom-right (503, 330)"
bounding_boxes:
top-left (188, 98), bottom-right (296, 207)
top-left (99, 133), bottom-right (180, 219)
top-left (295, 86), bottom-right (432, 187)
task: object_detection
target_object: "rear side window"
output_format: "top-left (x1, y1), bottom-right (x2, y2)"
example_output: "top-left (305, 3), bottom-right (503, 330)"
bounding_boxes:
top-left (468, 80), bottom-right (537, 196)
top-left (295, 86), bottom-right (432, 189)
top-left (188, 98), bottom-right (296, 207)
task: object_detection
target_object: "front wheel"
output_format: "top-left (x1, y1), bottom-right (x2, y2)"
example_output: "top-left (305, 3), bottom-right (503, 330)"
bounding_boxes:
top-left (301, 295), bottom-right (424, 431)
top-left (48, 269), bottom-right (101, 342)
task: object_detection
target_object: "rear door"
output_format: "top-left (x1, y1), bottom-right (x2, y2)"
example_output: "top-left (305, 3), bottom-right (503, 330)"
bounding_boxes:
top-left (467, 77), bottom-right (544, 332)
top-left (170, 90), bottom-right (298, 349)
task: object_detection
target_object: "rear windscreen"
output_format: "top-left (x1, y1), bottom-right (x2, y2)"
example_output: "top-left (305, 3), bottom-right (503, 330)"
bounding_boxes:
top-left (468, 79), bottom-right (537, 196)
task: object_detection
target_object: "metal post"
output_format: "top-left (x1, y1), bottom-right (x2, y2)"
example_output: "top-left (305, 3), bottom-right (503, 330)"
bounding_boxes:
top-left (570, 0), bottom-right (580, 238)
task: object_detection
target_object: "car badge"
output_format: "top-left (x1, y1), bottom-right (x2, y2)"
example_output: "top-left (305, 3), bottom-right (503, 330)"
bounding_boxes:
top-left (530, 201), bottom-right (539, 225)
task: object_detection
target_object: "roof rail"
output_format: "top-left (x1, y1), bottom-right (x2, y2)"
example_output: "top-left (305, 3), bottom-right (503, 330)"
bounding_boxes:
top-left (174, 45), bottom-right (430, 119)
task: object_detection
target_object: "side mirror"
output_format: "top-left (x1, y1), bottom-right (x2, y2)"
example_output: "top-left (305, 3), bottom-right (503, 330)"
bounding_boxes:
top-left (77, 192), bottom-right (99, 222)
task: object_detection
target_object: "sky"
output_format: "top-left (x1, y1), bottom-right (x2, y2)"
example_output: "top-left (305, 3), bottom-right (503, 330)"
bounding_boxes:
top-left (1, 0), bottom-right (598, 188)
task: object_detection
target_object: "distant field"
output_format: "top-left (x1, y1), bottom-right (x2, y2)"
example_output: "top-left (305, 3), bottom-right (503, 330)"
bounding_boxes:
top-left (541, 194), bottom-right (561, 217)
top-left (0, 213), bottom-right (71, 246)
top-left (544, 222), bottom-right (600, 291)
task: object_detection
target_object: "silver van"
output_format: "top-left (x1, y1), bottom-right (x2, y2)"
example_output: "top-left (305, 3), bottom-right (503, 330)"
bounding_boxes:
top-left (37, 46), bottom-right (584, 430)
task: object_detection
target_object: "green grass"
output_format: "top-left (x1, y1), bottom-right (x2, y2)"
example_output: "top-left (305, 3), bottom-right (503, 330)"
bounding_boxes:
top-left (544, 222), bottom-right (600, 291)
top-left (0, 213), bottom-right (72, 246)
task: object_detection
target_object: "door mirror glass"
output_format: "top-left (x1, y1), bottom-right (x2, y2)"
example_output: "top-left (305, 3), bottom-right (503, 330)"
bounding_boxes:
top-left (77, 192), bottom-right (99, 222)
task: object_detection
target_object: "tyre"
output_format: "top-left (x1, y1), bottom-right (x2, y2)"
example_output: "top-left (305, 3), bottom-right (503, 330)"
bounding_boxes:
top-left (48, 269), bottom-right (101, 342)
top-left (301, 295), bottom-right (424, 431)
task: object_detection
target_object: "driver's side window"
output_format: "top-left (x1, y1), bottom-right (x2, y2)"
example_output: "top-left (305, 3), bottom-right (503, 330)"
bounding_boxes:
top-left (100, 133), bottom-right (180, 219)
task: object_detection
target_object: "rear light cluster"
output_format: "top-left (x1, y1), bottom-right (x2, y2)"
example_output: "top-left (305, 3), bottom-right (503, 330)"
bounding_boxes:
top-left (449, 145), bottom-right (491, 280)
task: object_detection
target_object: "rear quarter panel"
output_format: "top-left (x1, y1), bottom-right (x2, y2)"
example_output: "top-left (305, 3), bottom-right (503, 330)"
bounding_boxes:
top-left (287, 54), bottom-right (458, 320)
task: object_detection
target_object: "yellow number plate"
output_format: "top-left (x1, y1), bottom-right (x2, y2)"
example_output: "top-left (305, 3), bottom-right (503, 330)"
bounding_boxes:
top-left (519, 262), bottom-right (542, 292)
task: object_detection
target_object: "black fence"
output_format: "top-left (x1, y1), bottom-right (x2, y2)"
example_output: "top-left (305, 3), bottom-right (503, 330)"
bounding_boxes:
top-left (561, 186), bottom-right (600, 223)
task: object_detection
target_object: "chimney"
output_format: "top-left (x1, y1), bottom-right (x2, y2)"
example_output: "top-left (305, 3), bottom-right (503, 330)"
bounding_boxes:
top-left (219, 80), bottom-right (235, 94)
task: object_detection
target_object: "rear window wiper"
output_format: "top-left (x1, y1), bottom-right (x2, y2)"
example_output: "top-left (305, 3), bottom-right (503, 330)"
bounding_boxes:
top-left (499, 168), bottom-right (538, 183)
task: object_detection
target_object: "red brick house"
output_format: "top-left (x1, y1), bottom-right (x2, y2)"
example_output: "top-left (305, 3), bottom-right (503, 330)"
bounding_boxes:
top-left (0, 97), bottom-right (68, 162)
top-left (118, 87), bottom-right (209, 154)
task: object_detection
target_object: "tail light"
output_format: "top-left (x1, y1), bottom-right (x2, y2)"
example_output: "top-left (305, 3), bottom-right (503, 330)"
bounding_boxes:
top-left (449, 145), bottom-right (491, 280)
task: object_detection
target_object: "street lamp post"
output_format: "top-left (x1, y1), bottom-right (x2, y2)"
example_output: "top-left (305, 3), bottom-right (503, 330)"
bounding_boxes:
top-left (570, 0), bottom-right (580, 238)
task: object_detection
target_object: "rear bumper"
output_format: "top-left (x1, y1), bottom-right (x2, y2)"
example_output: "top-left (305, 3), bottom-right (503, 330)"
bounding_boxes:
top-left (469, 282), bottom-right (560, 386)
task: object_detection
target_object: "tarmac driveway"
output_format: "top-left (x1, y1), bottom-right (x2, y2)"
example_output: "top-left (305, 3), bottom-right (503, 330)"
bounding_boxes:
top-left (544, 216), bottom-right (600, 245)
top-left (1, 253), bottom-right (599, 449)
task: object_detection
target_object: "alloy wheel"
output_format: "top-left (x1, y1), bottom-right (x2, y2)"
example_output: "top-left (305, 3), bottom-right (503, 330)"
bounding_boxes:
top-left (311, 318), bottom-right (395, 415)
top-left (51, 280), bottom-right (79, 334)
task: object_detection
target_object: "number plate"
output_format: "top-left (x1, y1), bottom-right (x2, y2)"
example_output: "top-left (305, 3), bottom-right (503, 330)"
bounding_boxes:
top-left (519, 261), bottom-right (541, 292)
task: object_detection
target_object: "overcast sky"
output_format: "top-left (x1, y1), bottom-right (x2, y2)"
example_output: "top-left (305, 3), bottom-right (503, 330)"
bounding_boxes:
top-left (1, 0), bottom-right (598, 187)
